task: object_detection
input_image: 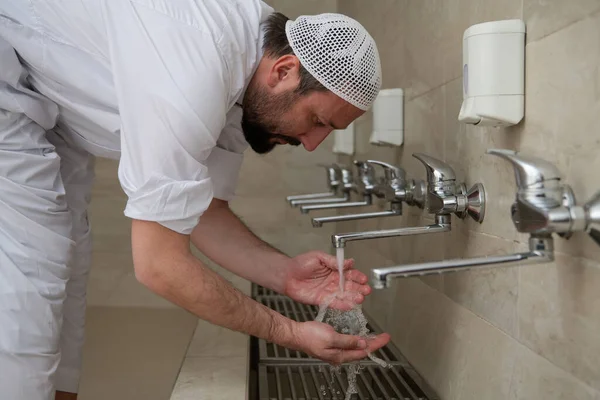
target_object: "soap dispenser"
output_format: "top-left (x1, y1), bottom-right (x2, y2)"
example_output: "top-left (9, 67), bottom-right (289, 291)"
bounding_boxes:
top-left (458, 19), bottom-right (526, 127)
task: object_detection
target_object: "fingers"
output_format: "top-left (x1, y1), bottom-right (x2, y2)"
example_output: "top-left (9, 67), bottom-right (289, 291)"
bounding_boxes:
top-left (343, 280), bottom-right (371, 296)
top-left (333, 333), bottom-right (391, 364)
top-left (344, 269), bottom-right (368, 284)
top-left (330, 332), bottom-right (367, 350)
top-left (364, 333), bottom-right (391, 353)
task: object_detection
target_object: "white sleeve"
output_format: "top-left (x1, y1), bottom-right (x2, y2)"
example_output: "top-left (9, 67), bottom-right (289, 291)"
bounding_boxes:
top-left (206, 105), bottom-right (248, 201)
top-left (104, 2), bottom-right (231, 234)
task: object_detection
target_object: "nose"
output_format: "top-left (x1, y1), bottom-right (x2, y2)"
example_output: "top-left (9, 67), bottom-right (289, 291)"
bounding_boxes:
top-left (300, 128), bottom-right (333, 152)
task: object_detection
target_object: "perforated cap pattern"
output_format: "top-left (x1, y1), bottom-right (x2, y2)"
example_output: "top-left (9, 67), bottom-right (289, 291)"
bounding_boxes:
top-left (285, 14), bottom-right (382, 111)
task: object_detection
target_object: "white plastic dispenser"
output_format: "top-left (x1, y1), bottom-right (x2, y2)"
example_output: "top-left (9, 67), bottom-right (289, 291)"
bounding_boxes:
top-left (332, 122), bottom-right (355, 155)
top-left (458, 19), bottom-right (526, 127)
top-left (370, 88), bottom-right (404, 146)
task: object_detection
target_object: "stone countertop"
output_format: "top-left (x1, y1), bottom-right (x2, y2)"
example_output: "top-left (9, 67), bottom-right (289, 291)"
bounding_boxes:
top-left (169, 276), bottom-right (252, 400)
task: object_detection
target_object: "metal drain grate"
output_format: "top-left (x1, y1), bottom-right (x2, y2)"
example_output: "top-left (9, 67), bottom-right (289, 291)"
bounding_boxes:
top-left (258, 363), bottom-right (431, 400)
top-left (250, 285), bottom-right (438, 400)
top-left (252, 285), bottom-right (279, 298)
top-left (257, 296), bottom-right (406, 365)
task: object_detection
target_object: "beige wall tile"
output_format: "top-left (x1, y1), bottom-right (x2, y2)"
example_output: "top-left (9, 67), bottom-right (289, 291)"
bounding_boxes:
top-left (270, 0), bottom-right (337, 18)
top-left (387, 278), bottom-right (468, 399)
top-left (443, 231), bottom-right (519, 336)
top-left (403, 0), bottom-right (522, 98)
top-left (509, 344), bottom-right (599, 400)
top-left (524, 0), bottom-right (600, 42)
top-left (388, 278), bottom-right (520, 400)
top-left (454, 313), bottom-right (518, 400)
top-left (403, 86), bottom-right (446, 166)
top-left (338, 0), bottom-right (410, 89)
top-left (520, 12), bottom-right (600, 159)
top-left (519, 253), bottom-right (600, 390)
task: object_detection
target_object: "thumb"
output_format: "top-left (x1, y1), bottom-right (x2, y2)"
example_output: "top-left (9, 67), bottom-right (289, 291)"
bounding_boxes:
top-left (330, 333), bottom-right (367, 350)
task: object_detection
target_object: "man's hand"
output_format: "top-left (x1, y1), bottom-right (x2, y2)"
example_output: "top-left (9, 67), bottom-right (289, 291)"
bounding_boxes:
top-left (288, 321), bottom-right (390, 365)
top-left (283, 251), bottom-right (371, 310)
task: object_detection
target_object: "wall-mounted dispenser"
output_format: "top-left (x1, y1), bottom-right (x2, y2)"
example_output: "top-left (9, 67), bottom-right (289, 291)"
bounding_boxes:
top-left (370, 88), bottom-right (404, 146)
top-left (332, 122), bottom-right (355, 155)
top-left (458, 19), bottom-right (526, 127)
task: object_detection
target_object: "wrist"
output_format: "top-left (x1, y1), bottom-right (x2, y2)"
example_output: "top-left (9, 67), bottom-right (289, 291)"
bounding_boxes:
top-left (271, 253), bottom-right (294, 296)
top-left (268, 312), bottom-right (300, 349)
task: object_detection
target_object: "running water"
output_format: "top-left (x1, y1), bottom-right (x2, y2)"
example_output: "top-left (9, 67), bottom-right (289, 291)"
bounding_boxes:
top-left (315, 256), bottom-right (391, 400)
top-left (336, 247), bottom-right (345, 293)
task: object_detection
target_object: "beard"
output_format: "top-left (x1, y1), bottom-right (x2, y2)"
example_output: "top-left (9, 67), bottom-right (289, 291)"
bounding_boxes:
top-left (241, 85), bottom-right (302, 154)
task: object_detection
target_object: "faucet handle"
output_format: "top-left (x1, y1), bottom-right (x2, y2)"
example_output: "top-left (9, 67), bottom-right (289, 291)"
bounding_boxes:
top-left (486, 149), bottom-right (562, 189)
top-left (317, 163), bottom-right (342, 189)
top-left (353, 160), bottom-right (377, 194)
top-left (412, 153), bottom-right (457, 183)
top-left (366, 160), bottom-right (407, 182)
top-left (584, 190), bottom-right (600, 246)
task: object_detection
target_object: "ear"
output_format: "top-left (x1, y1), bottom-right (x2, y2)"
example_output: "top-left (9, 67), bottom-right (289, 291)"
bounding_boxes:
top-left (267, 55), bottom-right (301, 92)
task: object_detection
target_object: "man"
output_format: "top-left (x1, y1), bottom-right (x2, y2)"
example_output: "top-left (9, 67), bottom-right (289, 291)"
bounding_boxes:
top-left (0, 1), bottom-right (390, 399)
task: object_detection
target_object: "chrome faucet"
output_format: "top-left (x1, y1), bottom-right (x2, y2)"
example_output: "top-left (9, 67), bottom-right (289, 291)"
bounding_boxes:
top-left (300, 160), bottom-right (376, 214)
top-left (311, 160), bottom-right (424, 227)
top-left (370, 148), bottom-right (600, 289)
top-left (487, 149), bottom-right (600, 241)
top-left (369, 160), bottom-right (427, 209)
top-left (332, 154), bottom-right (486, 248)
top-left (288, 164), bottom-right (351, 207)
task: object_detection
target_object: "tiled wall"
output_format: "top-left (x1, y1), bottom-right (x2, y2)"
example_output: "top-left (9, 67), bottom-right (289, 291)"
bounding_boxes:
top-left (334, 1), bottom-right (600, 399)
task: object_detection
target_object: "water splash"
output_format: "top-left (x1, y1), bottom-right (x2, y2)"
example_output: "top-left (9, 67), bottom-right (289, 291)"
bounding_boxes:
top-left (315, 291), bottom-right (390, 399)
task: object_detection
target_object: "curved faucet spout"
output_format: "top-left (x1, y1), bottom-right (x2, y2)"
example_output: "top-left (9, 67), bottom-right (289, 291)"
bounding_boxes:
top-left (371, 236), bottom-right (554, 289)
top-left (300, 197), bottom-right (371, 214)
top-left (312, 204), bottom-right (402, 227)
top-left (332, 214), bottom-right (451, 248)
top-left (290, 193), bottom-right (349, 207)
top-left (287, 192), bottom-right (336, 202)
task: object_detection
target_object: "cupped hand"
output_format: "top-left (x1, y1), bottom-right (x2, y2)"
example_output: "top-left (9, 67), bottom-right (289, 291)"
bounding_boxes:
top-left (284, 251), bottom-right (371, 310)
top-left (290, 321), bottom-right (391, 365)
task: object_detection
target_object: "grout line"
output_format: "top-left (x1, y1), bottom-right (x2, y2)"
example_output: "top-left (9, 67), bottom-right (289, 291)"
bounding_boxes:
top-left (526, 7), bottom-right (600, 45)
top-left (419, 279), bottom-right (598, 394)
top-left (406, 76), bottom-right (462, 102)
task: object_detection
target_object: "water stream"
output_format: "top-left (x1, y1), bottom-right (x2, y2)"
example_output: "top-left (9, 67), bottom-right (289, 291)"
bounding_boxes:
top-left (315, 248), bottom-right (389, 399)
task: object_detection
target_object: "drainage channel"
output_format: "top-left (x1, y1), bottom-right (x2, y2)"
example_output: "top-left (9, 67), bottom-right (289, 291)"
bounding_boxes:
top-left (250, 285), bottom-right (439, 400)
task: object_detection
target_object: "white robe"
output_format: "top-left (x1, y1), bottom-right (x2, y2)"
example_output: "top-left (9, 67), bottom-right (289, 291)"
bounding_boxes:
top-left (0, 0), bottom-right (272, 397)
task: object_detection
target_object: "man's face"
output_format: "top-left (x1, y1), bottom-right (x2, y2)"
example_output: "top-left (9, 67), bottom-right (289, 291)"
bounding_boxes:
top-left (241, 83), bottom-right (364, 154)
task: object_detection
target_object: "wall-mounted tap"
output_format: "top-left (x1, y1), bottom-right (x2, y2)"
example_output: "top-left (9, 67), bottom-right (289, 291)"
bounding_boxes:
top-left (369, 160), bottom-right (427, 209)
top-left (487, 149), bottom-right (600, 242)
top-left (288, 164), bottom-right (352, 207)
top-left (413, 153), bottom-right (485, 222)
top-left (370, 149), bottom-right (600, 289)
top-left (310, 160), bottom-right (424, 227)
top-left (332, 154), bottom-right (486, 248)
top-left (300, 160), bottom-right (377, 214)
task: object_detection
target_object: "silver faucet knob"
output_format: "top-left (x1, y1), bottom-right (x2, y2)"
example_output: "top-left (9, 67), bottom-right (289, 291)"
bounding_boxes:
top-left (412, 153), bottom-right (457, 183)
top-left (486, 149), bottom-right (562, 189)
top-left (353, 160), bottom-right (377, 194)
top-left (317, 163), bottom-right (342, 189)
top-left (366, 160), bottom-right (407, 182)
top-left (584, 190), bottom-right (600, 246)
